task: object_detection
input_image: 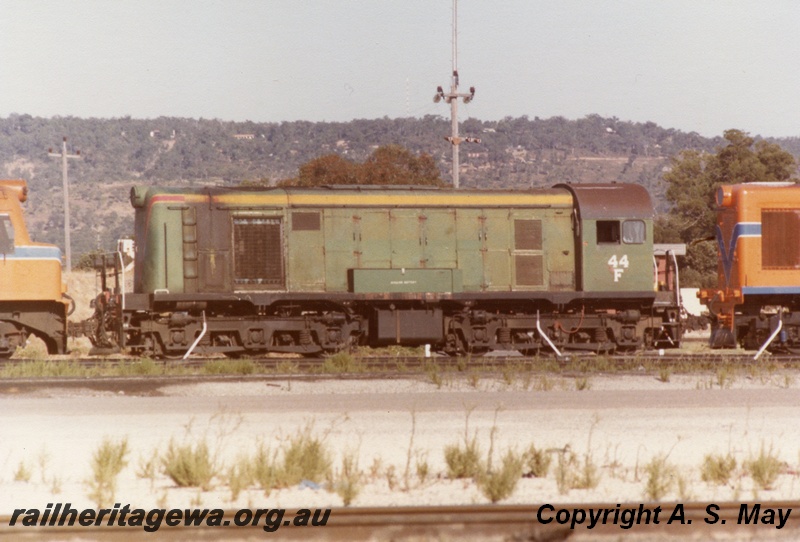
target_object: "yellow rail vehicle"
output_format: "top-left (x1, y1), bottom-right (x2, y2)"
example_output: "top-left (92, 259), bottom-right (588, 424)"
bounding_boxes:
top-left (0, 180), bottom-right (70, 357)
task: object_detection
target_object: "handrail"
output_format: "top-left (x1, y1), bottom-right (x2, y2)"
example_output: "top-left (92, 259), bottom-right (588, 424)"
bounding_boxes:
top-left (183, 311), bottom-right (208, 360)
top-left (754, 314), bottom-right (782, 361)
top-left (116, 250), bottom-right (125, 311)
top-left (537, 310), bottom-right (563, 358)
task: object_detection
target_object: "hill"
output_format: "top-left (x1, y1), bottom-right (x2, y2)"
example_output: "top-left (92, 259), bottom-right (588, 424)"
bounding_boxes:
top-left (1, 113), bottom-right (788, 260)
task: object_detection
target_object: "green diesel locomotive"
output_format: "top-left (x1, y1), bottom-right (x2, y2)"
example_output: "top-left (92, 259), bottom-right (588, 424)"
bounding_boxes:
top-left (93, 183), bottom-right (681, 358)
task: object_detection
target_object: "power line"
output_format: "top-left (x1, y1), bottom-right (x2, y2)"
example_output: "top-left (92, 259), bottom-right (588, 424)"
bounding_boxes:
top-left (47, 137), bottom-right (81, 272)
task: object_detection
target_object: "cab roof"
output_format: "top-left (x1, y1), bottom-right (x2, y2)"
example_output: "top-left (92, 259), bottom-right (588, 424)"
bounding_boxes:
top-left (555, 183), bottom-right (653, 220)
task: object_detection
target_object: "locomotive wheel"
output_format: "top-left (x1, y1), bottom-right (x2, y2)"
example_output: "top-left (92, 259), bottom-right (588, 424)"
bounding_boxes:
top-left (162, 352), bottom-right (185, 360)
top-left (224, 350), bottom-right (265, 359)
top-left (139, 333), bottom-right (182, 360)
top-left (224, 351), bottom-right (246, 359)
top-left (467, 347), bottom-right (490, 357)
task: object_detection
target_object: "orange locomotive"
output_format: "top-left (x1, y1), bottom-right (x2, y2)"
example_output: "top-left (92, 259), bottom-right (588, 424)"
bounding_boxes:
top-left (700, 182), bottom-right (800, 352)
top-left (0, 180), bottom-right (70, 357)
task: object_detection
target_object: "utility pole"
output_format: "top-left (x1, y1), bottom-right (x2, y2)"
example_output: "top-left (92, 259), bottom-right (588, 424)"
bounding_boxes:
top-left (434, 0), bottom-right (479, 188)
top-left (48, 137), bottom-right (81, 272)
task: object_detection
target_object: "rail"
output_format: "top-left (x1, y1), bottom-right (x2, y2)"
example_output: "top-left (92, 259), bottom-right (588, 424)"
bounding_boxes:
top-left (1, 502), bottom-right (797, 540)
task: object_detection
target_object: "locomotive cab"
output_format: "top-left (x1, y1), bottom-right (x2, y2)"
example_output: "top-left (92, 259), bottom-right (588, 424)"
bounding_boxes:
top-left (701, 182), bottom-right (800, 352)
top-left (557, 183), bottom-right (679, 350)
top-left (557, 183), bottom-right (655, 293)
top-left (0, 180), bottom-right (70, 357)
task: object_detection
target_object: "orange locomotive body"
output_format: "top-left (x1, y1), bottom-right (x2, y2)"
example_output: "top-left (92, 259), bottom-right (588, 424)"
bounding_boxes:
top-left (0, 180), bottom-right (70, 357)
top-left (700, 182), bottom-right (800, 351)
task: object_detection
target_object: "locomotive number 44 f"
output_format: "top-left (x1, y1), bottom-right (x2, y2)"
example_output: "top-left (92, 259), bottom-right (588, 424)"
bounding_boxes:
top-left (83, 182), bottom-right (683, 359)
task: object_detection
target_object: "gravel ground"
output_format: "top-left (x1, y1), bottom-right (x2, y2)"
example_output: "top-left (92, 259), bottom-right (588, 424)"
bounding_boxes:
top-left (2, 370), bottom-right (800, 518)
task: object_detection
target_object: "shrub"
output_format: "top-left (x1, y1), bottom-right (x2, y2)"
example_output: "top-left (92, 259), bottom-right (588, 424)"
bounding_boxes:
top-left (279, 428), bottom-right (332, 487)
top-left (522, 444), bottom-right (551, 478)
top-left (87, 437), bottom-right (129, 507)
top-left (329, 452), bottom-right (362, 506)
top-left (13, 461), bottom-right (32, 483)
top-left (745, 444), bottom-right (782, 490)
top-left (555, 449), bottom-right (600, 494)
top-left (161, 439), bottom-right (216, 490)
top-left (226, 454), bottom-right (254, 501)
top-left (478, 450), bottom-right (523, 503)
top-left (444, 437), bottom-right (482, 479)
top-left (252, 444), bottom-right (280, 494)
top-left (644, 454), bottom-right (677, 501)
top-left (700, 453), bottom-right (737, 485)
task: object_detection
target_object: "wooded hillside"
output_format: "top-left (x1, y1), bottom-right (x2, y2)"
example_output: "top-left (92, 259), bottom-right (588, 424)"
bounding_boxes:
top-left (2, 113), bottom-right (793, 260)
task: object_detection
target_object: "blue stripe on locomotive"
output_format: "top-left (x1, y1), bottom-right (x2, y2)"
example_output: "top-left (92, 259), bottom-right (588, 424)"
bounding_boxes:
top-left (2, 246), bottom-right (62, 260)
top-left (716, 222), bottom-right (760, 286)
top-left (742, 287), bottom-right (800, 295)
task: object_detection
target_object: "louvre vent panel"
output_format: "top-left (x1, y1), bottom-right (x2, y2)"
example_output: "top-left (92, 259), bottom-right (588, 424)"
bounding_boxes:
top-left (515, 254), bottom-right (544, 286)
top-left (514, 219), bottom-right (542, 250)
top-left (233, 218), bottom-right (284, 286)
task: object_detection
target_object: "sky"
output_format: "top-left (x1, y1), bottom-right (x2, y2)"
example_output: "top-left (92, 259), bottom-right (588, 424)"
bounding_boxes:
top-left (1, 1), bottom-right (800, 138)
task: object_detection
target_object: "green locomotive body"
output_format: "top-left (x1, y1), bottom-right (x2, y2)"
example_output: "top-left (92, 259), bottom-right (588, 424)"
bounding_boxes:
top-left (112, 183), bottom-right (679, 357)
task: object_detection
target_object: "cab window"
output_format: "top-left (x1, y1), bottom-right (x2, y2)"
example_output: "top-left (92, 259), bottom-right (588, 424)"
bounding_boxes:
top-left (622, 220), bottom-right (645, 244)
top-left (597, 219), bottom-right (645, 244)
top-left (596, 220), bottom-right (620, 244)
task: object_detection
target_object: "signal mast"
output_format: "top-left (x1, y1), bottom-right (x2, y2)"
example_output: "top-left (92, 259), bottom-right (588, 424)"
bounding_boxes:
top-left (434, 0), bottom-right (480, 189)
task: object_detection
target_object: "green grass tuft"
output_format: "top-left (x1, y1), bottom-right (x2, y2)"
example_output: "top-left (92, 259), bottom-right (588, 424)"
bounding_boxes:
top-left (87, 437), bottom-right (129, 508)
top-left (477, 450), bottom-right (523, 503)
top-left (745, 444), bottom-right (782, 490)
top-left (700, 453), bottom-right (737, 486)
top-left (161, 438), bottom-right (217, 490)
top-left (444, 437), bottom-right (482, 479)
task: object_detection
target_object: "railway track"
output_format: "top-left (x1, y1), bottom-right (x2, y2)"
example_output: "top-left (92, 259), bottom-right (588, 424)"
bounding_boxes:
top-left (2, 350), bottom-right (800, 374)
top-left (1, 502), bottom-right (797, 540)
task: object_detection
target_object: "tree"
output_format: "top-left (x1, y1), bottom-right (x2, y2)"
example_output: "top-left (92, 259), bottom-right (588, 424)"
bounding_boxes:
top-left (658, 129), bottom-right (798, 287)
top-left (279, 145), bottom-right (445, 187)
top-left (359, 145), bottom-right (443, 186)
top-left (295, 154), bottom-right (357, 186)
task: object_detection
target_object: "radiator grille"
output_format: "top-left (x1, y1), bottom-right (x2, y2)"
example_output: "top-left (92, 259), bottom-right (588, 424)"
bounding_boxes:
top-left (763, 209), bottom-right (800, 269)
top-left (233, 218), bottom-right (284, 286)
